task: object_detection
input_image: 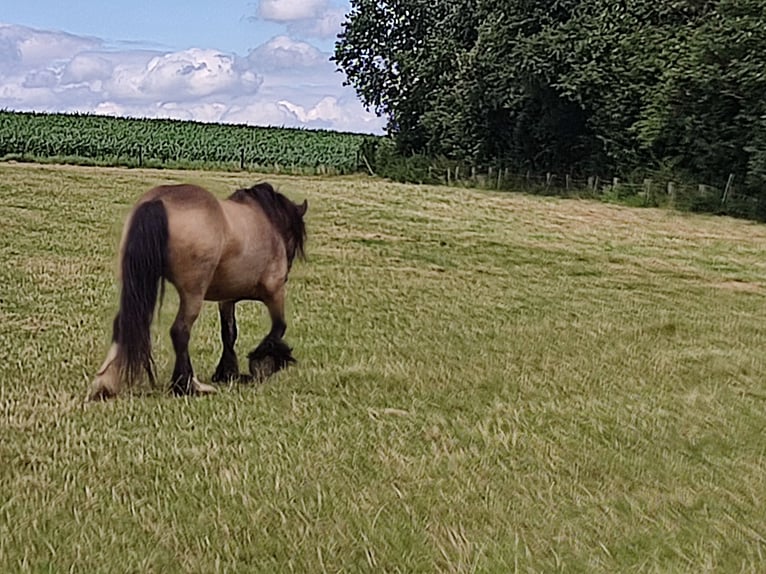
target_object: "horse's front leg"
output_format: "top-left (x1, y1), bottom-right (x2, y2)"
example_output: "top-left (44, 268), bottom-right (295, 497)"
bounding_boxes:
top-left (212, 301), bottom-right (248, 383)
top-left (170, 294), bottom-right (216, 396)
top-left (248, 286), bottom-right (296, 380)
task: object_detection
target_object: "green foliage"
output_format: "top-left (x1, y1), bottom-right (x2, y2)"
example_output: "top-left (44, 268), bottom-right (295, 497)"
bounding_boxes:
top-left (0, 110), bottom-right (378, 174)
top-left (634, 0), bottom-right (766, 189)
top-left (335, 0), bottom-right (766, 201)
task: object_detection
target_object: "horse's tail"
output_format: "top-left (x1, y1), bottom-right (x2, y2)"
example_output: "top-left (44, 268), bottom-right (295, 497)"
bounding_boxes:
top-left (116, 199), bottom-right (168, 386)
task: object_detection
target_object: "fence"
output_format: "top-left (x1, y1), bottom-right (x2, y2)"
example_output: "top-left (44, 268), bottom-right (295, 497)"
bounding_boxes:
top-left (426, 165), bottom-right (752, 213)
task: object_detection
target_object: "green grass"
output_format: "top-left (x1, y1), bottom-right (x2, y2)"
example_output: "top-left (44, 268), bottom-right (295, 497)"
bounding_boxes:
top-left (2, 162), bottom-right (766, 572)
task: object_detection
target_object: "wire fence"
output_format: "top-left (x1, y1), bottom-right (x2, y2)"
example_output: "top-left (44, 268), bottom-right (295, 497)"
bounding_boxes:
top-left (425, 165), bottom-right (758, 216)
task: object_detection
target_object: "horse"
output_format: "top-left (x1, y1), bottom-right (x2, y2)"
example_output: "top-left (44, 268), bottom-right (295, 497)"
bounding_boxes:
top-left (88, 182), bottom-right (307, 400)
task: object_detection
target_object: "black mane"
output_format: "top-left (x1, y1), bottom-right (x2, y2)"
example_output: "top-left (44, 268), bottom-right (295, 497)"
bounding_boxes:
top-left (230, 182), bottom-right (306, 263)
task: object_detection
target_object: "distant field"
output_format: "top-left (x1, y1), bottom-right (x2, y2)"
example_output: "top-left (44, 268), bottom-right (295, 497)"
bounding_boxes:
top-left (0, 111), bottom-right (377, 173)
top-left (2, 163), bottom-right (766, 572)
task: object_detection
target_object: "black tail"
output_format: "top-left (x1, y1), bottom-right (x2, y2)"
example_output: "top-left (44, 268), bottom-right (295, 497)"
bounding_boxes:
top-left (115, 200), bottom-right (168, 385)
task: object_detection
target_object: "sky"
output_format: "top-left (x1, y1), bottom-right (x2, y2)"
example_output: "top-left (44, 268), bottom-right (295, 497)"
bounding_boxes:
top-left (0, 0), bottom-right (386, 134)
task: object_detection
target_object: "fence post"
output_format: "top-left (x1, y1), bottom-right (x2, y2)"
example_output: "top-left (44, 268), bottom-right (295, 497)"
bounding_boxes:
top-left (668, 182), bottom-right (676, 206)
top-left (721, 173), bottom-right (735, 206)
top-left (644, 179), bottom-right (653, 205)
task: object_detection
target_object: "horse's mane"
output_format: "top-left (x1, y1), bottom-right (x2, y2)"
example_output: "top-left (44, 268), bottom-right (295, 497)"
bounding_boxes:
top-left (230, 182), bottom-right (306, 262)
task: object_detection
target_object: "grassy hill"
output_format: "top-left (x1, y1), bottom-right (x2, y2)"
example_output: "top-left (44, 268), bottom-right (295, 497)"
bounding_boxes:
top-left (1, 163), bottom-right (765, 572)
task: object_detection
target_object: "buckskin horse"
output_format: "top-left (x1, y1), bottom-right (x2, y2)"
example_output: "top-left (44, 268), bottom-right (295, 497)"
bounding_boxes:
top-left (89, 182), bottom-right (307, 400)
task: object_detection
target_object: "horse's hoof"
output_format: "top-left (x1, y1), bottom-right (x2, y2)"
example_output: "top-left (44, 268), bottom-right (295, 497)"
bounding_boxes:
top-left (191, 378), bottom-right (217, 395)
top-left (211, 362), bottom-right (240, 383)
top-left (88, 374), bottom-right (119, 401)
top-left (247, 338), bottom-right (296, 381)
top-left (87, 386), bottom-right (116, 402)
top-left (171, 376), bottom-right (217, 396)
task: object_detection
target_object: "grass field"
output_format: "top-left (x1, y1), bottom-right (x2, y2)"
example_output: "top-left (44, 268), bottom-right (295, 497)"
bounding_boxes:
top-left (2, 162), bottom-right (766, 572)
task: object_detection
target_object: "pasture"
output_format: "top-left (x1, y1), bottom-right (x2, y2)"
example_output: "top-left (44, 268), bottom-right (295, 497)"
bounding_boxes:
top-left (1, 162), bottom-right (766, 572)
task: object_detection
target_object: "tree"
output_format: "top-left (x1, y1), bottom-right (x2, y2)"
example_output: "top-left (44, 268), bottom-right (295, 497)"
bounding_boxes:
top-left (333, 0), bottom-right (456, 153)
top-left (335, 0), bottom-right (594, 171)
top-left (335, 0), bottom-right (766, 201)
top-left (636, 0), bottom-right (766, 189)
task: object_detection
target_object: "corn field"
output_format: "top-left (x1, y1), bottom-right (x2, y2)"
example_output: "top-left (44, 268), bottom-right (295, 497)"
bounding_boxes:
top-left (0, 111), bottom-right (378, 173)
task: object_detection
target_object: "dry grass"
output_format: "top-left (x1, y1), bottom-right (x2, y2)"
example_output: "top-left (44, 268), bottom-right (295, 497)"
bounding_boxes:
top-left (2, 163), bottom-right (766, 572)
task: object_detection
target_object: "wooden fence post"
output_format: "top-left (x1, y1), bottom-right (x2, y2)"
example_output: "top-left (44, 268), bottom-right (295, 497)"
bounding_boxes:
top-left (644, 179), bottom-right (653, 205)
top-left (721, 173), bottom-right (735, 206)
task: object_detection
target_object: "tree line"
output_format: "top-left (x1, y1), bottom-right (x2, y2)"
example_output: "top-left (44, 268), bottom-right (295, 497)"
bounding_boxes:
top-left (334, 0), bottom-right (766, 213)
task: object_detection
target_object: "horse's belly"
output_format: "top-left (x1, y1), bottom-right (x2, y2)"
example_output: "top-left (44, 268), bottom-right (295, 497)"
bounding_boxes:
top-left (204, 263), bottom-right (265, 302)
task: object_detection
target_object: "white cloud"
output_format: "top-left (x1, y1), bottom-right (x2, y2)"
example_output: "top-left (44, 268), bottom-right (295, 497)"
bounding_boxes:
top-left (0, 23), bottom-right (101, 67)
top-left (254, 0), bottom-right (345, 39)
top-left (219, 96), bottom-right (380, 133)
top-left (94, 101), bottom-right (232, 124)
top-left (0, 23), bottom-right (384, 134)
top-left (22, 69), bottom-right (58, 89)
top-left (279, 96), bottom-right (342, 123)
top-left (122, 49), bottom-right (261, 101)
top-left (222, 101), bottom-right (298, 126)
top-left (61, 53), bottom-right (113, 85)
top-left (248, 35), bottom-right (326, 71)
top-left (283, 7), bottom-right (346, 39)
top-left (257, 0), bottom-right (329, 22)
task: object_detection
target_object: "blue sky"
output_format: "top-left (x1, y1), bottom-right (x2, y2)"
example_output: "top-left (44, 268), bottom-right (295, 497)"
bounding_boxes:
top-left (0, 0), bottom-right (385, 133)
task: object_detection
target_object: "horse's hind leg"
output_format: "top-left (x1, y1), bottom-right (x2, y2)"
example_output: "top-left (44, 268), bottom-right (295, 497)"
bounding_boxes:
top-left (248, 286), bottom-right (296, 380)
top-left (88, 315), bottom-right (122, 401)
top-left (170, 294), bottom-right (216, 396)
top-left (212, 301), bottom-right (243, 383)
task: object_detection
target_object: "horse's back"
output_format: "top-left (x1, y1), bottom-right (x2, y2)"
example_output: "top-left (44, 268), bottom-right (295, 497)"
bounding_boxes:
top-left (131, 184), bottom-right (228, 295)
